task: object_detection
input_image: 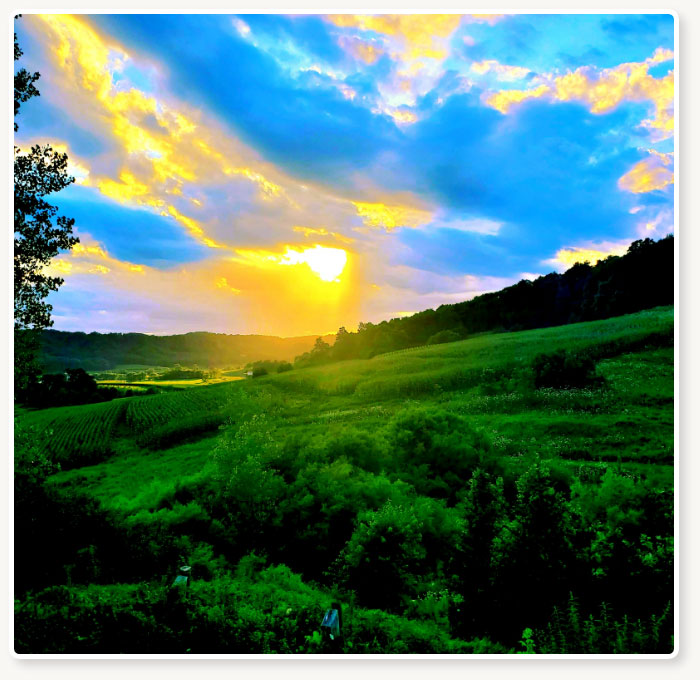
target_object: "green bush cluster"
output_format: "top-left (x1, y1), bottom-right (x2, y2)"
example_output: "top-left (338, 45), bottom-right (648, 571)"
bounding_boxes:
top-left (426, 330), bottom-right (462, 346)
top-left (532, 349), bottom-right (598, 389)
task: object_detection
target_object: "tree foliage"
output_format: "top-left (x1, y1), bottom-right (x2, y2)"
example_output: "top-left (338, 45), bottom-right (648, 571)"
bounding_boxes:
top-left (14, 17), bottom-right (78, 391)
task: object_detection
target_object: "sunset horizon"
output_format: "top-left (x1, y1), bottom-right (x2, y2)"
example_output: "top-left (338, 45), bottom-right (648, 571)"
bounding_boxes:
top-left (14, 13), bottom-right (674, 337)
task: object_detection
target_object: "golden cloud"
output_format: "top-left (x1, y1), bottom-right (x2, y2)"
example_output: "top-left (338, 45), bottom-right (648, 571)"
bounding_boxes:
top-left (327, 14), bottom-right (462, 61)
top-left (215, 277), bottom-right (241, 294)
top-left (471, 60), bottom-right (531, 81)
top-left (546, 242), bottom-right (630, 270)
top-left (35, 14), bottom-right (287, 251)
top-left (44, 236), bottom-right (147, 279)
top-left (485, 49), bottom-right (674, 140)
top-left (293, 226), bottom-right (355, 244)
top-left (352, 201), bottom-right (432, 230)
top-left (338, 35), bottom-right (385, 64)
top-left (486, 84), bottom-right (550, 113)
top-left (618, 151), bottom-right (674, 194)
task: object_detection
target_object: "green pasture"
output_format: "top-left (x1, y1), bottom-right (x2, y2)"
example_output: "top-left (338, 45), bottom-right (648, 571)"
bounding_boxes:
top-left (36, 306), bottom-right (674, 518)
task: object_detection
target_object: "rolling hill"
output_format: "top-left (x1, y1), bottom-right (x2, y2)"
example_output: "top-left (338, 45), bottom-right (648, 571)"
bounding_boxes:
top-left (37, 329), bottom-right (336, 372)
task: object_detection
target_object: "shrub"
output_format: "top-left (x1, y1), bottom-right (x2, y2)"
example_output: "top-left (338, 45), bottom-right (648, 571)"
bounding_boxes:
top-left (337, 495), bottom-right (463, 612)
top-left (532, 349), bottom-right (597, 389)
top-left (426, 329), bottom-right (461, 345)
top-left (315, 428), bottom-right (389, 474)
top-left (384, 407), bottom-right (498, 501)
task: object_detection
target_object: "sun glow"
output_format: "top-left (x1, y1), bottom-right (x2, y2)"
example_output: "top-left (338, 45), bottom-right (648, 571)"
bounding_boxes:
top-left (234, 244), bottom-right (349, 282)
top-left (280, 245), bottom-right (348, 282)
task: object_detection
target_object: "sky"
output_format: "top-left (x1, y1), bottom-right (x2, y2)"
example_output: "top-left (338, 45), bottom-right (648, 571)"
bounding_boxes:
top-left (14, 12), bottom-right (675, 336)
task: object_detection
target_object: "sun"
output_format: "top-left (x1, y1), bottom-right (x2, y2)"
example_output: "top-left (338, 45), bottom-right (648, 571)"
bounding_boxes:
top-left (280, 245), bottom-right (348, 282)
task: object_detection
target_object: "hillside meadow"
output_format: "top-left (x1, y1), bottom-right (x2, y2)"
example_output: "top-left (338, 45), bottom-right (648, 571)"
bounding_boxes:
top-left (14, 307), bottom-right (674, 654)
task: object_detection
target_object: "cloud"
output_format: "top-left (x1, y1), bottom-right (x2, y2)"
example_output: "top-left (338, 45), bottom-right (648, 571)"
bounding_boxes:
top-left (31, 14), bottom-right (298, 253)
top-left (618, 150), bottom-right (673, 193)
top-left (485, 48), bottom-right (674, 140)
top-left (432, 217), bottom-right (503, 236)
top-left (326, 14), bottom-right (463, 62)
top-left (293, 226), bottom-right (355, 245)
top-left (29, 15), bottom-right (442, 257)
top-left (44, 233), bottom-right (147, 279)
top-left (324, 14), bottom-right (508, 127)
top-left (17, 14), bottom-right (674, 336)
top-left (351, 201), bottom-right (433, 230)
top-left (632, 206), bottom-right (674, 238)
top-left (337, 35), bottom-right (384, 64)
top-left (402, 92), bottom-right (647, 272)
top-left (543, 240), bottom-right (631, 272)
top-left (470, 60), bottom-right (531, 82)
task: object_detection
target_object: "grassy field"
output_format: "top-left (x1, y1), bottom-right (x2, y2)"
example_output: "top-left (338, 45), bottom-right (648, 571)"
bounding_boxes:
top-left (97, 376), bottom-right (245, 389)
top-left (45, 306), bottom-right (673, 501)
top-left (15, 306), bottom-right (674, 654)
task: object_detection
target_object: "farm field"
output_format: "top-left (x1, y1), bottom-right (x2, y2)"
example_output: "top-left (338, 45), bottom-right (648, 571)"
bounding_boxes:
top-left (15, 307), bottom-right (674, 654)
top-left (97, 376), bottom-right (245, 389)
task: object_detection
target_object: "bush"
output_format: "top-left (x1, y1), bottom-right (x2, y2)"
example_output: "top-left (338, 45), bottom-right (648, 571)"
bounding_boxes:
top-left (247, 360), bottom-right (292, 376)
top-left (532, 349), bottom-right (597, 389)
top-left (385, 407), bottom-right (499, 501)
top-left (426, 329), bottom-right (461, 345)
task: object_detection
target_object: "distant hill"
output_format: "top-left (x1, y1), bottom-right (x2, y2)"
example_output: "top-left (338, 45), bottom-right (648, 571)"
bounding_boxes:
top-left (38, 330), bottom-right (336, 372)
top-left (39, 235), bottom-right (674, 373)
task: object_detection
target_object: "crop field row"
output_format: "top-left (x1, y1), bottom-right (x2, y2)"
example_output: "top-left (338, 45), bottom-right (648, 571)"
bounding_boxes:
top-left (22, 399), bottom-right (128, 469)
top-left (16, 379), bottom-right (250, 467)
top-left (124, 382), bottom-right (242, 431)
top-left (98, 376), bottom-right (244, 389)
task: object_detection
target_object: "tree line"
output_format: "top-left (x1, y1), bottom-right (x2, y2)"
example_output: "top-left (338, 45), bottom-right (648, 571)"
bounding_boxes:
top-left (295, 235), bottom-right (674, 368)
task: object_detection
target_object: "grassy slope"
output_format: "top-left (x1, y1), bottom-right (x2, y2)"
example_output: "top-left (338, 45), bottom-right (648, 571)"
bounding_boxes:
top-left (16, 306), bottom-right (674, 654)
top-left (42, 306), bottom-right (673, 518)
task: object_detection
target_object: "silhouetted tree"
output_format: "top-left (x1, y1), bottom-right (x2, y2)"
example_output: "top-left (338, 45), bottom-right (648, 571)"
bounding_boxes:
top-left (14, 16), bottom-right (78, 394)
